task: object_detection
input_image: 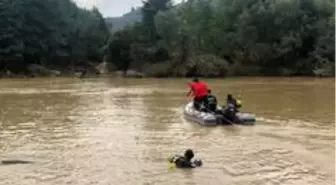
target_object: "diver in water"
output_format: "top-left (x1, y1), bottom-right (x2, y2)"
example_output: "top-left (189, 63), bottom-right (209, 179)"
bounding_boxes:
top-left (168, 149), bottom-right (202, 168)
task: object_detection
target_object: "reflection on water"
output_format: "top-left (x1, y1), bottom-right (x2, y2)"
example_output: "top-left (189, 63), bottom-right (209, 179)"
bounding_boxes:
top-left (0, 77), bottom-right (334, 185)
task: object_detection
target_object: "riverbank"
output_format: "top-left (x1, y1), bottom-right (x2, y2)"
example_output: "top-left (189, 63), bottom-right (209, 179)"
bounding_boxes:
top-left (1, 72), bottom-right (334, 79)
top-left (1, 63), bottom-right (133, 79)
top-left (0, 62), bottom-right (103, 79)
top-left (0, 62), bottom-right (334, 79)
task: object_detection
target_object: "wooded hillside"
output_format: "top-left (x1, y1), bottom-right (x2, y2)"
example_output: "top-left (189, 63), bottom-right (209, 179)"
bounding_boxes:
top-left (104, 0), bottom-right (335, 77)
top-left (0, 0), bottom-right (109, 76)
top-left (0, 0), bottom-right (334, 77)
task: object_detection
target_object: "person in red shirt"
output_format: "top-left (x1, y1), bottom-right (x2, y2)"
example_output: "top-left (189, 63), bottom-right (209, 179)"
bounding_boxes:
top-left (187, 78), bottom-right (208, 110)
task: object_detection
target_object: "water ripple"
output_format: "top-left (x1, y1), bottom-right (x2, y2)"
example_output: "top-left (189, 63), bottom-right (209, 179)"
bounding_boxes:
top-left (0, 78), bottom-right (334, 185)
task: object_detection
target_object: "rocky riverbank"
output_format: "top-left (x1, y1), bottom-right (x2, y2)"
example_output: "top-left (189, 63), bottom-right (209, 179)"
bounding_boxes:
top-left (0, 61), bottom-right (332, 79)
top-left (0, 62), bottom-right (145, 78)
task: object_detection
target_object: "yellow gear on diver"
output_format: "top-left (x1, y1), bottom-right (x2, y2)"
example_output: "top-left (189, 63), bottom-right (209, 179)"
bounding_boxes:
top-left (168, 162), bottom-right (176, 169)
top-left (168, 156), bottom-right (176, 169)
top-left (236, 99), bottom-right (242, 106)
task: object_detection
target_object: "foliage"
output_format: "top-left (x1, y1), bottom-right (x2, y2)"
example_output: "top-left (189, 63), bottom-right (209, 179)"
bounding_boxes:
top-left (2, 0), bottom-right (334, 77)
top-left (105, 0), bottom-right (334, 77)
top-left (143, 54), bottom-right (229, 77)
top-left (104, 0), bottom-right (173, 74)
top-left (0, 0), bottom-right (109, 74)
top-left (104, 27), bottom-right (134, 73)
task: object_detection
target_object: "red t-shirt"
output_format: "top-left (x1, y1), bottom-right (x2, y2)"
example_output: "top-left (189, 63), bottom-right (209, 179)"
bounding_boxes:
top-left (189, 81), bottom-right (208, 98)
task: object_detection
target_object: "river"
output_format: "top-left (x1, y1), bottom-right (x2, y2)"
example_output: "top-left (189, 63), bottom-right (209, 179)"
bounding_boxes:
top-left (0, 77), bottom-right (334, 185)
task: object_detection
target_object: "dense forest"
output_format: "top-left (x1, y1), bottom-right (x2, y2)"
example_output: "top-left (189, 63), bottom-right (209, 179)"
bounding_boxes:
top-left (0, 0), bottom-right (109, 76)
top-left (105, 0), bottom-right (335, 77)
top-left (0, 0), bottom-right (334, 77)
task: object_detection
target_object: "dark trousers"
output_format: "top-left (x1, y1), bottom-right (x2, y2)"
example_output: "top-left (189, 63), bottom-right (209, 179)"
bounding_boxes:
top-left (207, 103), bottom-right (217, 112)
top-left (193, 96), bottom-right (206, 110)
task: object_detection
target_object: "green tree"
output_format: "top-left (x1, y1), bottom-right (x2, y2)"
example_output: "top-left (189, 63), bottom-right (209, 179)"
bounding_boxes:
top-left (105, 28), bottom-right (134, 74)
top-left (0, 0), bottom-right (109, 75)
top-left (0, 0), bottom-right (24, 72)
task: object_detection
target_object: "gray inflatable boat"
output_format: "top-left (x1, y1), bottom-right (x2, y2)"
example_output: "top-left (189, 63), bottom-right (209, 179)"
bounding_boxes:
top-left (183, 101), bottom-right (256, 126)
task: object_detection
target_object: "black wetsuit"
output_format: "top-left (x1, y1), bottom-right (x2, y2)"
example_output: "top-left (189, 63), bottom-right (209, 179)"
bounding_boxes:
top-left (170, 155), bottom-right (196, 168)
top-left (222, 103), bottom-right (237, 122)
top-left (204, 94), bottom-right (218, 112)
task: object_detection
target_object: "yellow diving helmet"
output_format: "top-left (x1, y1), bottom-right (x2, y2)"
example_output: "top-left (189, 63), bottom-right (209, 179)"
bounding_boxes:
top-left (236, 99), bottom-right (242, 107)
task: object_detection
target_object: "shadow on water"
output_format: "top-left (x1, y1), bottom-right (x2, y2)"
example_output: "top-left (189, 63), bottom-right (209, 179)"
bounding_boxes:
top-left (1, 160), bottom-right (34, 165)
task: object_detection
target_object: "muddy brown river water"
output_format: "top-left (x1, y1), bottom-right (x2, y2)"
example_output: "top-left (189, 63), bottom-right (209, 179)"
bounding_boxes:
top-left (0, 77), bottom-right (334, 185)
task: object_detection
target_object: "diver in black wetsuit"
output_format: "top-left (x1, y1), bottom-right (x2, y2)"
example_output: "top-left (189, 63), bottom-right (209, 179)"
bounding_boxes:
top-left (222, 103), bottom-right (236, 122)
top-left (218, 94), bottom-right (239, 123)
top-left (204, 89), bottom-right (218, 113)
top-left (169, 149), bottom-right (202, 168)
top-left (226, 94), bottom-right (237, 108)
